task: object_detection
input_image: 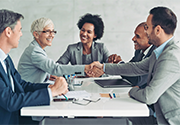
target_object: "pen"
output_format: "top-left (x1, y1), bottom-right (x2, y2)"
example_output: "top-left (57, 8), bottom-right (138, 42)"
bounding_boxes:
top-left (62, 94), bottom-right (68, 100)
top-left (109, 93), bottom-right (112, 99)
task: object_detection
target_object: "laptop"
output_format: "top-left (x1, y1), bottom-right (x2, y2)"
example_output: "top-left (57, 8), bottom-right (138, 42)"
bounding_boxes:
top-left (94, 79), bottom-right (132, 88)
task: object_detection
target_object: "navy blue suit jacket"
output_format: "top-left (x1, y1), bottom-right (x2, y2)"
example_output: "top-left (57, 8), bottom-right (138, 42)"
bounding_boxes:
top-left (122, 45), bottom-right (156, 88)
top-left (0, 55), bottom-right (50, 125)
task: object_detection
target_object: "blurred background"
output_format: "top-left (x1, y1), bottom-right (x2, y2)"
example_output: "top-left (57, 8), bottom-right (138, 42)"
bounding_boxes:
top-left (0, 0), bottom-right (179, 67)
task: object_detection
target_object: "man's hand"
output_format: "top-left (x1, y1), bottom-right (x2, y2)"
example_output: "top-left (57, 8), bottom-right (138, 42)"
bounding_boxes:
top-left (89, 61), bottom-right (104, 69)
top-left (108, 54), bottom-right (122, 63)
top-left (85, 62), bottom-right (104, 77)
top-left (49, 77), bottom-right (68, 97)
top-left (90, 66), bottom-right (104, 77)
top-left (133, 86), bottom-right (139, 88)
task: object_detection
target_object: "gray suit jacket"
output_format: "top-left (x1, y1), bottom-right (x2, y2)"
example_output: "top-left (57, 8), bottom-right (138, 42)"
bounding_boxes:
top-left (18, 40), bottom-right (85, 83)
top-left (105, 39), bottom-right (180, 124)
top-left (122, 45), bottom-right (156, 88)
top-left (56, 42), bottom-right (110, 65)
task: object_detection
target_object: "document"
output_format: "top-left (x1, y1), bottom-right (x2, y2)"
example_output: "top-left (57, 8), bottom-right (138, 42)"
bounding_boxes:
top-left (56, 90), bottom-right (91, 99)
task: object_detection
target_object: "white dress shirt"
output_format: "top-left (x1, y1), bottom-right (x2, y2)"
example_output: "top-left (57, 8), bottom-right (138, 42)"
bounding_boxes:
top-left (0, 49), bottom-right (14, 91)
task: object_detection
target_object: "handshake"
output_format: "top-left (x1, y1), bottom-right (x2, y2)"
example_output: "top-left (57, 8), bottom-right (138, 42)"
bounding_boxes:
top-left (50, 59), bottom-right (120, 97)
top-left (84, 54), bottom-right (122, 77)
top-left (84, 61), bottom-right (105, 77)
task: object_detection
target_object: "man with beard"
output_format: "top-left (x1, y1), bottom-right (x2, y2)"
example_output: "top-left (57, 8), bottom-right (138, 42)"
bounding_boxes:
top-left (90, 6), bottom-right (180, 124)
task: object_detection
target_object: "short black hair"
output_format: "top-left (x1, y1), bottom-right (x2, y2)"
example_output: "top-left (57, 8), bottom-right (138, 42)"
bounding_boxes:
top-left (0, 9), bottom-right (24, 34)
top-left (77, 13), bottom-right (104, 41)
top-left (150, 6), bottom-right (177, 35)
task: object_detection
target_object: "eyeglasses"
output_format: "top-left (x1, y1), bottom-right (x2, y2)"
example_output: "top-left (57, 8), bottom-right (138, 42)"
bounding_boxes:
top-left (144, 24), bottom-right (148, 30)
top-left (72, 98), bottom-right (100, 106)
top-left (144, 23), bottom-right (158, 31)
top-left (37, 30), bottom-right (57, 35)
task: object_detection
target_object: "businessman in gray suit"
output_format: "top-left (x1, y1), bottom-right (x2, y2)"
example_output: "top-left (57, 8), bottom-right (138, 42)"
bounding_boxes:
top-left (90, 6), bottom-right (180, 124)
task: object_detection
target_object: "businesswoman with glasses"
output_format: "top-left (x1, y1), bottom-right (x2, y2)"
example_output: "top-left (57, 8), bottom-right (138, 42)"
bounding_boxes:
top-left (18, 17), bottom-right (89, 85)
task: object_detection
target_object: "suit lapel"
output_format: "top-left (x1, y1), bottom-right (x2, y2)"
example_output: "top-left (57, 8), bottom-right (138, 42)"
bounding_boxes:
top-left (147, 39), bottom-right (175, 84)
top-left (7, 56), bottom-right (24, 92)
top-left (75, 42), bottom-right (98, 64)
top-left (147, 52), bottom-right (157, 84)
top-left (75, 42), bottom-right (83, 64)
top-left (136, 51), bottom-right (144, 61)
top-left (145, 45), bottom-right (156, 58)
top-left (0, 59), bottom-right (12, 87)
top-left (91, 42), bottom-right (98, 61)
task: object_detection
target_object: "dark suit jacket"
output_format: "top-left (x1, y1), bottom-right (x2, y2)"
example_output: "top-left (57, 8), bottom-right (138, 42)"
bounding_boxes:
top-left (0, 55), bottom-right (50, 125)
top-left (122, 45), bottom-right (156, 88)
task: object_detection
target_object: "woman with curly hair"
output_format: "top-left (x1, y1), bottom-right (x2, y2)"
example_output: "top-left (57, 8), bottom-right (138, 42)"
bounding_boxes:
top-left (56, 13), bottom-right (110, 67)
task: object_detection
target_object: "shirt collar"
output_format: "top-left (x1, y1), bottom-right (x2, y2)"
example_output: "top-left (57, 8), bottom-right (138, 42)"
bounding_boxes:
top-left (33, 40), bottom-right (46, 52)
top-left (141, 45), bottom-right (153, 56)
top-left (0, 49), bottom-right (8, 62)
top-left (153, 36), bottom-right (174, 59)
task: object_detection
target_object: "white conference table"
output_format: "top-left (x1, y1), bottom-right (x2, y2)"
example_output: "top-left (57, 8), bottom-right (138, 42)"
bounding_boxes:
top-left (21, 76), bottom-right (149, 124)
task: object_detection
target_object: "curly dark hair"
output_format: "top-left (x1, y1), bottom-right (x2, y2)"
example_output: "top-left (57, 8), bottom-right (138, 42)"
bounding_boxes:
top-left (77, 13), bottom-right (104, 41)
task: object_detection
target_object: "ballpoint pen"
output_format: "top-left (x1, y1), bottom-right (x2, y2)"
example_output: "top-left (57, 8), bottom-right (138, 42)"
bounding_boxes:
top-left (62, 94), bottom-right (68, 100)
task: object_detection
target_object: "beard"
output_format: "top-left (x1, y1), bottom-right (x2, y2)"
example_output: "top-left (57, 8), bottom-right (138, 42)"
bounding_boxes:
top-left (146, 31), bottom-right (159, 46)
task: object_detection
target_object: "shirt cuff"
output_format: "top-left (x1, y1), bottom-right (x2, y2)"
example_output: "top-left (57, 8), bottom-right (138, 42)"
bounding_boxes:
top-left (118, 61), bottom-right (125, 64)
top-left (103, 63), bottom-right (106, 72)
top-left (47, 87), bottom-right (53, 101)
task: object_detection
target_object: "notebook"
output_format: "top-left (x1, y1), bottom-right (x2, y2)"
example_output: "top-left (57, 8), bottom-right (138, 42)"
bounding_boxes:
top-left (94, 79), bottom-right (132, 88)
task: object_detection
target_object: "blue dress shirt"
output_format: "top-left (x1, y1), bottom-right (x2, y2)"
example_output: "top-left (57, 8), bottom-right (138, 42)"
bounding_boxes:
top-left (154, 36), bottom-right (174, 59)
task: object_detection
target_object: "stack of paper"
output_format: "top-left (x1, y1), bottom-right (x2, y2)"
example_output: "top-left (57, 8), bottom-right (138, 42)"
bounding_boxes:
top-left (56, 90), bottom-right (91, 99)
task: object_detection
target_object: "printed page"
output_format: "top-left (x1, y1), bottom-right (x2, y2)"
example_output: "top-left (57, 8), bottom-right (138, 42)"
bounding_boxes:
top-left (55, 90), bottom-right (91, 99)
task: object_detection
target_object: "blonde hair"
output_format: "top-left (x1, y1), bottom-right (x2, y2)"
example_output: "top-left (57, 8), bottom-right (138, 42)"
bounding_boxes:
top-left (30, 17), bottom-right (54, 35)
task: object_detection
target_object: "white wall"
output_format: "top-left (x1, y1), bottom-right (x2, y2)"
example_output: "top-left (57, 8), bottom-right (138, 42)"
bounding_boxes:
top-left (0, 0), bottom-right (180, 67)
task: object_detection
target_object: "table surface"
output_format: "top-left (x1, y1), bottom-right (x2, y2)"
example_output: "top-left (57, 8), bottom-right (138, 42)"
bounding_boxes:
top-left (21, 76), bottom-right (149, 117)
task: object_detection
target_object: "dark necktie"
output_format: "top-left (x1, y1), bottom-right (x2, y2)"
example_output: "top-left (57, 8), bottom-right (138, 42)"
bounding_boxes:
top-left (141, 52), bottom-right (145, 59)
top-left (139, 52), bottom-right (145, 61)
top-left (5, 57), bottom-right (12, 89)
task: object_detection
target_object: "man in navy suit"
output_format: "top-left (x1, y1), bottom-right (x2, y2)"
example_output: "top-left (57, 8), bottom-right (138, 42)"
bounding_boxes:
top-left (0, 9), bottom-right (69, 125)
top-left (108, 22), bottom-right (156, 88)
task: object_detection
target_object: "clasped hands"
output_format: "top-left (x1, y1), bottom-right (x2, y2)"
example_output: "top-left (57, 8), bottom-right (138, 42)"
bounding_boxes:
top-left (49, 61), bottom-right (104, 97)
top-left (49, 60), bottom-right (114, 97)
top-left (85, 61), bottom-right (105, 77)
top-left (84, 54), bottom-right (122, 77)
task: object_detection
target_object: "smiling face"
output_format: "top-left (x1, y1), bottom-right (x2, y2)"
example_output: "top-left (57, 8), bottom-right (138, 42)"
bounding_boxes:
top-left (132, 25), bottom-right (150, 51)
top-left (34, 24), bottom-right (54, 49)
top-left (80, 23), bottom-right (97, 46)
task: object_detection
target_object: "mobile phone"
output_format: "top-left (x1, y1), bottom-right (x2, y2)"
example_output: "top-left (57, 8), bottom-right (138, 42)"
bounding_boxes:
top-left (53, 98), bottom-right (74, 102)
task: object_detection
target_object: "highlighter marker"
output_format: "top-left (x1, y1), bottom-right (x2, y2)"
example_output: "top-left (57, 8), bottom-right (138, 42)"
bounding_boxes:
top-left (62, 94), bottom-right (68, 100)
top-left (113, 93), bottom-right (116, 98)
top-left (109, 93), bottom-right (112, 99)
